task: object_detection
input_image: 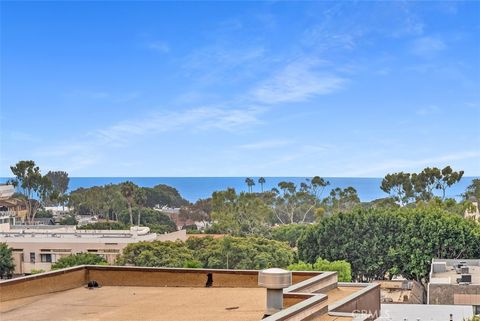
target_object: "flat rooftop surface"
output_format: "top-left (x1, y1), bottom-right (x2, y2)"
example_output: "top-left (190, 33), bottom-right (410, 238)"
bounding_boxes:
top-left (0, 286), bottom-right (266, 321)
top-left (378, 304), bottom-right (473, 321)
top-left (431, 265), bottom-right (480, 285)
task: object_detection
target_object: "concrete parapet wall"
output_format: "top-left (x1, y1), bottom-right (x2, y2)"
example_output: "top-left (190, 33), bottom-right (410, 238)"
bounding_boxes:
top-left (88, 266), bottom-right (259, 287)
top-left (428, 283), bottom-right (480, 305)
top-left (0, 266), bottom-right (86, 301)
top-left (410, 280), bottom-right (425, 304)
top-left (263, 294), bottom-right (328, 321)
top-left (0, 266), bottom-right (379, 321)
top-left (285, 271), bottom-right (338, 294)
top-left (0, 266), bottom-right (320, 302)
top-left (330, 283), bottom-right (381, 321)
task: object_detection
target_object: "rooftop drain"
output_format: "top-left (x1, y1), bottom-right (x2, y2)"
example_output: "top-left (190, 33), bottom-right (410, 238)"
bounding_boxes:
top-left (258, 268), bottom-right (292, 317)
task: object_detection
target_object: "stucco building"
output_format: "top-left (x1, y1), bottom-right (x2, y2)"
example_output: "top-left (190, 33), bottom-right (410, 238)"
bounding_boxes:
top-left (0, 221), bottom-right (187, 274)
top-left (428, 258), bottom-right (480, 315)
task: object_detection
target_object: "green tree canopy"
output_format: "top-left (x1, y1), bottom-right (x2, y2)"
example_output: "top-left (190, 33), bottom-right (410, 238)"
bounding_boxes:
top-left (0, 243), bottom-right (15, 279)
top-left (321, 186), bottom-right (361, 216)
top-left (464, 178), bottom-right (480, 201)
top-left (69, 184), bottom-right (126, 220)
top-left (258, 177), bottom-right (266, 192)
top-left (269, 177), bottom-right (329, 224)
top-left (245, 177), bottom-right (255, 193)
top-left (68, 183), bottom-right (189, 221)
top-left (179, 198), bottom-right (212, 225)
top-left (298, 207), bottom-right (480, 284)
top-left (117, 236), bottom-right (295, 270)
top-left (380, 172), bottom-right (414, 206)
top-left (117, 208), bottom-right (177, 232)
top-left (45, 170), bottom-right (70, 207)
top-left (288, 258), bottom-right (352, 282)
top-left (120, 181), bottom-right (137, 225)
top-left (143, 184), bottom-right (189, 208)
top-left (9, 160), bottom-right (53, 223)
top-left (51, 253), bottom-right (107, 269)
top-left (270, 224), bottom-right (309, 247)
top-left (186, 236), bottom-right (295, 270)
top-left (117, 241), bottom-right (199, 268)
top-left (381, 166), bottom-right (464, 205)
top-left (211, 188), bottom-right (272, 235)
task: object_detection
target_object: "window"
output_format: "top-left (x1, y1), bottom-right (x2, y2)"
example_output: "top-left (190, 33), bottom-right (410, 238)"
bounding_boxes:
top-left (29, 252), bottom-right (35, 263)
top-left (87, 249), bottom-right (98, 252)
top-left (474, 305), bottom-right (480, 315)
top-left (40, 254), bottom-right (52, 263)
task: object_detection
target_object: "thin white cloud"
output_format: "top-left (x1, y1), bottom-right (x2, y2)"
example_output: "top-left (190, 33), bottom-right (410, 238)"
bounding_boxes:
top-left (147, 41), bottom-right (170, 53)
top-left (239, 139), bottom-right (292, 150)
top-left (34, 106), bottom-right (264, 173)
top-left (95, 106), bottom-right (263, 145)
top-left (69, 90), bottom-right (110, 99)
top-left (252, 59), bottom-right (345, 104)
top-left (67, 90), bottom-right (141, 102)
top-left (416, 105), bottom-right (441, 116)
top-left (411, 36), bottom-right (446, 57)
top-left (183, 46), bottom-right (265, 74)
top-left (6, 131), bottom-right (40, 143)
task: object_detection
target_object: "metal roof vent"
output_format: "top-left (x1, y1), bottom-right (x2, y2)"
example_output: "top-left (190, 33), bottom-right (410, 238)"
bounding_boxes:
top-left (258, 268), bottom-right (292, 317)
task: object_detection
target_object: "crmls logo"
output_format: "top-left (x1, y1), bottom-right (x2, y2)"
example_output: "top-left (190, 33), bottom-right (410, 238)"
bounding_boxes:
top-left (352, 309), bottom-right (381, 318)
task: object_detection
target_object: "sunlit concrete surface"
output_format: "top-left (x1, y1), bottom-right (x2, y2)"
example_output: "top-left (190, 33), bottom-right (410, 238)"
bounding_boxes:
top-left (0, 286), bottom-right (266, 321)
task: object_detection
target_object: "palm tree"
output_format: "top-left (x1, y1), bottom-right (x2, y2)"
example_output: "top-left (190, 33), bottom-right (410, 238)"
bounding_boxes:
top-left (258, 177), bottom-right (266, 192)
top-left (120, 181), bottom-right (136, 225)
top-left (134, 188), bottom-right (147, 226)
top-left (245, 178), bottom-right (255, 193)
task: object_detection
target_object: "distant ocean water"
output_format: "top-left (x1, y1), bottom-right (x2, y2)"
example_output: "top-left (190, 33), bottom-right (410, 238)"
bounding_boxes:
top-left (1, 177), bottom-right (477, 203)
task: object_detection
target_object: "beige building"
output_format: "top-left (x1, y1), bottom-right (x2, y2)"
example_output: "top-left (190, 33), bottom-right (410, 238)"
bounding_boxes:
top-left (428, 258), bottom-right (480, 315)
top-left (465, 202), bottom-right (480, 221)
top-left (0, 185), bottom-right (26, 221)
top-left (0, 221), bottom-right (187, 274)
top-left (375, 279), bottom-right (424, 304)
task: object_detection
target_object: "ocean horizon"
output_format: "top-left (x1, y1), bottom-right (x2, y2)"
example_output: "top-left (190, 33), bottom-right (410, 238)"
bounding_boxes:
top-left (1, 176), bottom-right (477, 203)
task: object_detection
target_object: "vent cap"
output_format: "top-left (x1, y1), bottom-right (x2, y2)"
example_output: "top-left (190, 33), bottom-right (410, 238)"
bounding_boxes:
top-left (258, 268), bottom-right (292, 289)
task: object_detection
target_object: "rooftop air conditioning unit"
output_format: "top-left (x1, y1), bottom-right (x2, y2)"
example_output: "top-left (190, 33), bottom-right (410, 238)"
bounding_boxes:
top-left (461, 266), bottom-right (470, 274)
top-left (455, 262), bottom-right (466, 274)
top-left (460, 274), bottom-right (472, 284)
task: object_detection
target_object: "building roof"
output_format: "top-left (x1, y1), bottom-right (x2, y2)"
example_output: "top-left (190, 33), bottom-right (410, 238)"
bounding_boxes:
top-left (0, 185), bottom-right (15, 199)
top-left (430, 259), bottom-right (480, 285)
top-left (378, 304), bottom-right (473, 321)
top-left (0, 225), bottom-right (167, 243)
top-left (0, 266), bottom-right (380, 321)
top-left (1, 286), bottom-right (266, 321)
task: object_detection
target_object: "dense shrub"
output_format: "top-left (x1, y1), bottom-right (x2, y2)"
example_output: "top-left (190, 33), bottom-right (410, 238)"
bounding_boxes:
top-left (0, 243), bottom-right (14, 278)
top-left (186, 236), bottom-right (295, 270)
top-left (298, 207), bottom-right (480, 283)
top-left (52, 253), bottom-right (107, 269)
top-left (117, 236), bottom-right (295, 270)
top-left (271, 224), bottom-right (309, 247)
top-left (288, 258), bottom-right (352, 282)
top-left (118, 208), bottom-right (177, 232)
top-left (117, 241), bottom-right (199, 268)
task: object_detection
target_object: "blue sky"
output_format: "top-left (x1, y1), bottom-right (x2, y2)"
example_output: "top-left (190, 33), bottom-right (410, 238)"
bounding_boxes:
top-left (1, 1), bottom-right (479, 177)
